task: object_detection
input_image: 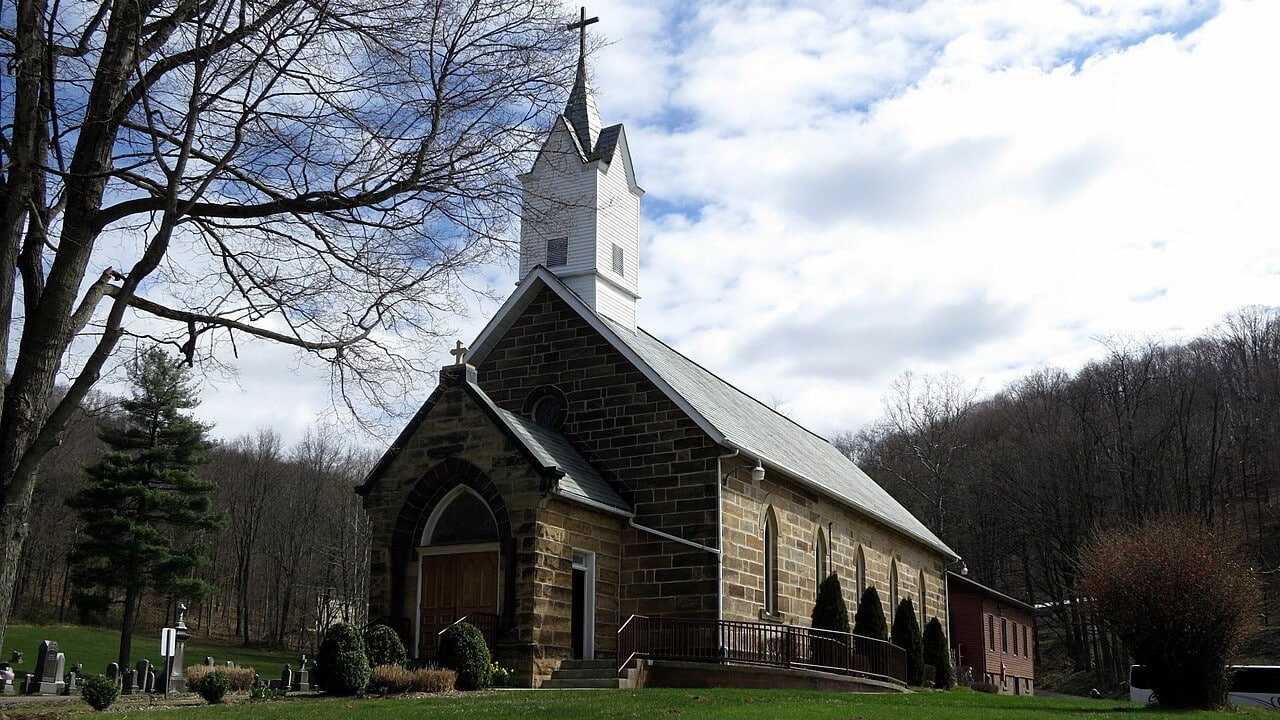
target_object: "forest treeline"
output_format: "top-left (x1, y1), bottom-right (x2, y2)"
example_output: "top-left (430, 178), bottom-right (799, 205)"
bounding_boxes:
top-left (838, 306), bottom-right (1280, 687)
top-left (11, 402), bottom-right (372, 652)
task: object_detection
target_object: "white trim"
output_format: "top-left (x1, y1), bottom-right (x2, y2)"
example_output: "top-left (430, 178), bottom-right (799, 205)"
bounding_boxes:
top-left (420, 486), bottom-right (498, 546)
top-left (555, 490), bottom-right (634, 518)
top-left (628, 518), bottom-right (720, 555)
top-left (572, 549), bottom-right (596, 660)
top-left (417, 542), bottom-right (500, 557)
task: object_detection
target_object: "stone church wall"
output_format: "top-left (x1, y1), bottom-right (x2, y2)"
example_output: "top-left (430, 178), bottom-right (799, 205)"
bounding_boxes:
top-left (477, 288), bottom-right (722, 620)
top-left (719, 456), bottom-right (947, 629)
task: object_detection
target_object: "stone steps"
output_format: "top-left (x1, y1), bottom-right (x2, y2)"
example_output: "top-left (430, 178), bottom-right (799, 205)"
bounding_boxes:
top-left (541, 658), bottom-right (622, 689)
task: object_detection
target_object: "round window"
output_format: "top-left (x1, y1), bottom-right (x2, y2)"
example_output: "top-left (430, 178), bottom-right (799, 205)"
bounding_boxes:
top-left (523, 386), bottom-right (568, 431)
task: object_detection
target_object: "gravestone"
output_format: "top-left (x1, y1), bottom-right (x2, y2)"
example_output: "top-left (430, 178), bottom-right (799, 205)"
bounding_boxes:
top-left (106, 662), bottom-right (120, 687)
top-left (160, 603), bottom-right (191, 693)
top-left (122, 668), bottom-right (136, 695)
top-left (280, 664), bottom-right (292, 691)
top-left (0, 661), bottom-right (15, 694)
top-left (293, 654), bottom-right (310, 691)
top-left (205, 657), bottom-right (214, 667)
top-left (23, 640), bottom-right (60, 694)
top-left (135, 660), bottom-right (152, 694)
top-left (64, 671), bottom-right (78, 695)
top-left (146, 668), bottom-right (156, 693)
top-left (52, 652), bottom-right (66, 694)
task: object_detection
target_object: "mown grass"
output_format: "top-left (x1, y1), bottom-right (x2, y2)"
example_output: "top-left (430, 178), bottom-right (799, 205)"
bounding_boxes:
top-left (2, 687), bottom-right (1274, 720)
top-left (1, 623), bottom-right (295, 681)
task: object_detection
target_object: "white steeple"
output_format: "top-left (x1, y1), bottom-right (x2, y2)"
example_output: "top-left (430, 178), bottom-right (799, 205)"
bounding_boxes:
top-left (517, 8), bottom-right (643, 328)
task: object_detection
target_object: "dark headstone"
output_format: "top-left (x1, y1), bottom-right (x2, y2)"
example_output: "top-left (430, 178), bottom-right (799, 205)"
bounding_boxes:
top-left (24, 640), bottom-right (60, 694)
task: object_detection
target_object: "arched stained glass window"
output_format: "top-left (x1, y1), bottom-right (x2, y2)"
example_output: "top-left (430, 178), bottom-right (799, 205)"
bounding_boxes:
top-left (889, 560), bottom-right (899, 623)
top-left (815, 528), bottom-right (828, 592)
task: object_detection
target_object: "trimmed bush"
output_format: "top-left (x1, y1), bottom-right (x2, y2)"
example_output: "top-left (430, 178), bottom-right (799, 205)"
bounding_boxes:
top-left (317, 621), bottom-right (372, 695)
top-left (923, 617), bottom-right (954, 689)
top-left (811, 572), bottom-right (851, 634)
top-left (191, 669), bottom-right (231, 704)
top-left (437, 622), bottom-right (492, 690)
top-left (81, 674), bottom-right (118, 711)
top-left (1079, 514), bottom-right (1262, 710)
top-left (891, 598), bottom-right (925, 686)
top-left (364, 624), bottom-right (408, 668)
top-left (852, 586), bottom-right (888, 641)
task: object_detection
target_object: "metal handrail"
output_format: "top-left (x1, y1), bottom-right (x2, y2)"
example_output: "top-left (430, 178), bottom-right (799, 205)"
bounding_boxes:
top-left (617, 614), bottom-right (907, 685)
top-left (437, 612), bottom-right (500, 651)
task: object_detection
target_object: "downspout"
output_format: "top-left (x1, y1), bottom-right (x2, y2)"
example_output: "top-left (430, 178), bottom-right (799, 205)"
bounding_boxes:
top-left (716, 449), bottom-right (737, 621)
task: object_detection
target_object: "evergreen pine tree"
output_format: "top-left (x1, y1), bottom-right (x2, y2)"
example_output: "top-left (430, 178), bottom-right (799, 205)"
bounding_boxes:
top-left (891, 598), bottom-right (925, 686)
top-left (66, 348), bottom-right (224, 668)
top-left (852, 586), bottom-right (888, 641)
top-left (923, 616), bottom-right (954, 689)
top-left (810, 573), bottom-right (851, 633)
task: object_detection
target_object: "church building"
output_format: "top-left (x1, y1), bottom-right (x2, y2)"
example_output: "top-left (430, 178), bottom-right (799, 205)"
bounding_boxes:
top-left (357, 13), bottom-right (957, 688)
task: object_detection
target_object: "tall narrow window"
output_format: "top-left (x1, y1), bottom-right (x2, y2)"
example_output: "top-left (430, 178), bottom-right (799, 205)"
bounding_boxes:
top-left (611, 243), bottom-right (624, 275)
top-left (1001, 618), bottom-right (1008, 653)
top-left (1013, 621), bottom-right (1020, 656)
top-left (763, 509), bottom-right (779, 617)
top-left (815, 529), bottom-right (828, 591)
top-left (918, 570), bottom-right (927, 621)
top-left (987, 615), bottom-right (995, 650)
top-left (889, 560), bottom-right (899, 623)
top-left (855, 545), bottom-right (866, 599)
top-left (547, 236), bottom-right (568, 266)
top-left (1023, 625), bottom-right (1030, 658)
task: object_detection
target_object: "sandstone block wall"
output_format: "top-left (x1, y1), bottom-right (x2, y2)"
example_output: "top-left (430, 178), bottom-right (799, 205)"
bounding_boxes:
top-left (719, 455), bottom-right (948, 629)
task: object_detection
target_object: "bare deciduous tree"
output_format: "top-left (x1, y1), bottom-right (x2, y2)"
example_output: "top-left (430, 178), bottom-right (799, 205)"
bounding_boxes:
top-left (0, 0), bottom-right (575, 647)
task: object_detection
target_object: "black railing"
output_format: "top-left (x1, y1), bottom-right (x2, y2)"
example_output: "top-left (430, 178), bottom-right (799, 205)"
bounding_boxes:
top-left (438, 612), bottom-right (500, 651)
top-left (617, 615), bottom-right (907, 685)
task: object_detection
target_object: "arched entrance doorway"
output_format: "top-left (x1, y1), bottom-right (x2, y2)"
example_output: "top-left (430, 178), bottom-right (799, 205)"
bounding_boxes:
top-left (416, 486), bottom-right (500, 659)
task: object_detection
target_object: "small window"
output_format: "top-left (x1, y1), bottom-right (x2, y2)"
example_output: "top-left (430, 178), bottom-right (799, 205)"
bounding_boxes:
top-left (1001, 618), bottom-right (1008, 653)
top-left (611, 243), bottom-right (624, 275)
top-left (548, 236), bottom-right (568, 266)
top-left (1012, 621), bottom-right (1019, 656)
top-left (1023, 626), bottom-right (1029, 657)
top-left (987, 615), bottom-right (995, 650)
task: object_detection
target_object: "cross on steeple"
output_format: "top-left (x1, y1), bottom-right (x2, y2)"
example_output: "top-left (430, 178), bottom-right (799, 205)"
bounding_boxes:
top-left (450, 340), bottom-right (468, 366)
top-left (567, 7), bottom-right (598, 60)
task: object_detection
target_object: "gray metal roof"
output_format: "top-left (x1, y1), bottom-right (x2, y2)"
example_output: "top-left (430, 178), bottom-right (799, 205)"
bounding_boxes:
top-left (468, 381), bottom-right (631, 516)
top-left (600, 319), bottom-right (956, 559)
top-left (467, 267), bottom-right (956, 559)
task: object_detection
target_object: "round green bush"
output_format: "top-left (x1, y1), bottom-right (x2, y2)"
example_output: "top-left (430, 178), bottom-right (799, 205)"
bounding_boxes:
top-left (363, 623), bottom-right (408, 668)
top-left (192, 669), bottom-right (231, 704)
top-left (317, 622), bottom-right (371, 695)
top-left (81, 674), bottom-right (118, 711)
top-left (437, 622), bottom-right (491, 690)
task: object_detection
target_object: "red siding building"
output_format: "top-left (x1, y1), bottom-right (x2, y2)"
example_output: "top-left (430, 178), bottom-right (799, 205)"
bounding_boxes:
top-left (947, 571), bottom-right (1035, 695)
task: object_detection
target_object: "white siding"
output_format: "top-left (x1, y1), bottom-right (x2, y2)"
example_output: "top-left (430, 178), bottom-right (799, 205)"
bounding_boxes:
top-left (518, 117), bottom-right (643, 328)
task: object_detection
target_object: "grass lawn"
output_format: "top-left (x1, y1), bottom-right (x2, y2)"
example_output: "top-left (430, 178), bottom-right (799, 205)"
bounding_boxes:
top-left (2, 687), bottom-right (1274, 720)
top-left (2, 623), bottom-right (295, 681)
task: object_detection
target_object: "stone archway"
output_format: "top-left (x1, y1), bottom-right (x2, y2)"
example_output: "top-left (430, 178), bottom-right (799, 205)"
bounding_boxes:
top-left (416, 487), bottom-right (501, 658)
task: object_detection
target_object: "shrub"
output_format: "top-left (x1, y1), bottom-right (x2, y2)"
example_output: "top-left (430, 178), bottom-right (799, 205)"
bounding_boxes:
top-left (187, 664), bottom-right (256, 691)
top-left (1079, 514), bottom-right (1262, 710)
top-left (364, 624), bottom-right (408, 668)
top-left (317, 622), bottom-right (372, 695)
top-left (81, 674), bottom-right (118, 711)
top-left (852, 586), bottom-right (887, 641)
top-left (811, 572), bottom-right (851, 634)
top-left (891, 598), bottom-right (925, 686)
top-left (437, 622), bottom-right (491, 690)
top-left (191, 669), bottom-right (231, 704)
top-left (922, 617), bottom-right (954, 689)
top-left (489, 661), bottom-right (511, 687)
top-left (370, 664), bottom-right (457, 693)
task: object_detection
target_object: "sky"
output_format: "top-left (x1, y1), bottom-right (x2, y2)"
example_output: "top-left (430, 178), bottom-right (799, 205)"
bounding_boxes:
top-left (184, 0), bottom-right (1279, 448)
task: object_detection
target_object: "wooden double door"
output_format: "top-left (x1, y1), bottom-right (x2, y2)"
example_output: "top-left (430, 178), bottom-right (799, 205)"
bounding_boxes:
top-left (419, 550), bottom-right (499, 659)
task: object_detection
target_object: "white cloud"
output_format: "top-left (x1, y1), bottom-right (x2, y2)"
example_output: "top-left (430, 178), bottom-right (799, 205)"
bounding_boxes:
top-left (121, 0), bottom-right (1278, 448)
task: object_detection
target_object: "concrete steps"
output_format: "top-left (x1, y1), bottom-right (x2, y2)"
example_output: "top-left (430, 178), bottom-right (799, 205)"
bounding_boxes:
top-left (541, 659), bottom-right (621, 689)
